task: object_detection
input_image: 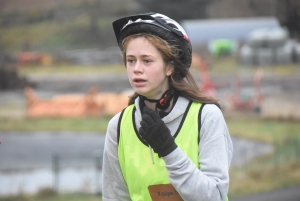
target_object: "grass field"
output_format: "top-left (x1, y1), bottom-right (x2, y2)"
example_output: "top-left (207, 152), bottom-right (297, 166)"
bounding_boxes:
top-left (0, 116), bottom-right (111, 132)
top-left (0, 191), bottom-right (102, 201)
top-left (226, 115), bottom-right (300, 198)
top-left (17, 64), bottom-right (125, 76)
top-left (0, 14), bottom-right (116, 54)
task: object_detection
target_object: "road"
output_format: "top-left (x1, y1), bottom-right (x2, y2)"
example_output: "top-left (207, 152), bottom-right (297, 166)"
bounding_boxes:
top-left (230, 185), bottom-right (300, 201)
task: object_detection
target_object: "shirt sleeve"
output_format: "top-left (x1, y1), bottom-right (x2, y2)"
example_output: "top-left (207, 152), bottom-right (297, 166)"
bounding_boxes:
top-left (102, 112), bottom-right (131, 201)
top-left (163, 104), bottom-right (233, 201)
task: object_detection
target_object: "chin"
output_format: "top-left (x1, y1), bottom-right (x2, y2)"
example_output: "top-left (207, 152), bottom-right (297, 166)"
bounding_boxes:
top-left (135, 91), bottom-right (147, 97)
top-left (133, 87), bottom-right (146, 95)
top-left (134, 90), bottom-right (151, 98)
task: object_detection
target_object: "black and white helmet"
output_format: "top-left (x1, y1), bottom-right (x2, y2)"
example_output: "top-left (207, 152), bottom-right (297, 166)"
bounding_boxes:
top-left (112, 12), bottom-right (192, 69)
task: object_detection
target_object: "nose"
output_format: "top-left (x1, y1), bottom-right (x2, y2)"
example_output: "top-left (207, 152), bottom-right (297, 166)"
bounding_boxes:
top-left (133, 61), bottom-right (143, 73)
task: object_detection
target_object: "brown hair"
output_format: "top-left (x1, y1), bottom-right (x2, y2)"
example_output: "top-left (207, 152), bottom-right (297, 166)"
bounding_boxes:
top-left (121, 33), bottom-right (220, 107)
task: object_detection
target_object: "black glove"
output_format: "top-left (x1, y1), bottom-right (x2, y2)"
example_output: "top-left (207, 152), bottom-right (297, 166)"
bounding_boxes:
top-left (139, 106), bottom-right (177, 157)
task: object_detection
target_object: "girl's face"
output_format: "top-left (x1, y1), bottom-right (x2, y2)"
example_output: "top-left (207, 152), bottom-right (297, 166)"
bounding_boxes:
top-left (125, 37), bottom-right (173, 99)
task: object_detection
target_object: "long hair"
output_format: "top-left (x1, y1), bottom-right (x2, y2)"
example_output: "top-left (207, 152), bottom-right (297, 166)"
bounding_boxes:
top-left (121, 33), bottom-right (220, 107)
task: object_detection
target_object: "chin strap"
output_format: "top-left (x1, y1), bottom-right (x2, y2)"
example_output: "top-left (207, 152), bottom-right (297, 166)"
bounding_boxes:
top-left (157, 88), bottom-right (174, 110)
top-left (139, 88), bottom-right (175, 111)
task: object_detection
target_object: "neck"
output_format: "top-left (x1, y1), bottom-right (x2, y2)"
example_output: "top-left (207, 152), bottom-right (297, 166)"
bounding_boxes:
top-left (144, 89), bottom-right (175, 111)
top-left (143, 97), bottom-right (174, 114)
top-left (144, 101), bottom-right (157, 110)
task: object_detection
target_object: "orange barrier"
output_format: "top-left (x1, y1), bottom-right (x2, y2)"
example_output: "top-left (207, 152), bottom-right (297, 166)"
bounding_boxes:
top-left (192, 53), bottom-right (217, 98)
top-left (24, 87), bottom-right (131, 118)
top-left (18, 52), bottom-right (52, 66)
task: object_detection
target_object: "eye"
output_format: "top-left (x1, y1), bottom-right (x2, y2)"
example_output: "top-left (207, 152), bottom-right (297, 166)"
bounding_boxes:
top-left (127, 59), bottom-right (135, 64)
top-left (144, 59), bottom-right (152, 64)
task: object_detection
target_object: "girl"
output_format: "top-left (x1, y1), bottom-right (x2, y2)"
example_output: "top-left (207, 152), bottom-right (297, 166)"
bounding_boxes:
top-left (102, 12), bottom-right (233, 201)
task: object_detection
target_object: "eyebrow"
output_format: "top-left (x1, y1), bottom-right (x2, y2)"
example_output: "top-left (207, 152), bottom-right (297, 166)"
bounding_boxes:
top-left (126, 54), bottom-right (154, 58)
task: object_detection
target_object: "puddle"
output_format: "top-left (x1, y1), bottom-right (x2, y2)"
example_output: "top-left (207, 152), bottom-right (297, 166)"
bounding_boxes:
top-left (0, 167), bottom-right (102, 196)
top-left (231, 136), bottom-right (274, 167)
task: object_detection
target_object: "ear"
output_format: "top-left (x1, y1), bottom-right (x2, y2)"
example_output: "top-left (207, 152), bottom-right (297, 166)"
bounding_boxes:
top-left (166, 62), bottom-right (174, 76)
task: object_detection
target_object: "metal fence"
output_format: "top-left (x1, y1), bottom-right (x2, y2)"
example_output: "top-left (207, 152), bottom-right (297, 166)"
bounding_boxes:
top-left (51, 150), bottom-right (103, 194)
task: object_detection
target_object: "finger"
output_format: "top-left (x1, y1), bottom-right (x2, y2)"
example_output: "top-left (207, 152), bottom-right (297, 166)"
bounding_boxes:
top-left (143, 106), bottom-right (160, 120)
top-left (140, 120), bottom-right (150, 131)
top-left (139, 127), bottom-right (152, 141)
top-left (138, 127), bottom-right (147, 138)
top-left (141, 113), bottom-right (155, 125)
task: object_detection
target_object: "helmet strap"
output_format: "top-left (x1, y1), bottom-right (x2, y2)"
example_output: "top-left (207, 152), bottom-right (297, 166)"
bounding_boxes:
top-left (156, 88), bottom-right (174, 110)
top-left (139, 87), bottom-right (175, 112)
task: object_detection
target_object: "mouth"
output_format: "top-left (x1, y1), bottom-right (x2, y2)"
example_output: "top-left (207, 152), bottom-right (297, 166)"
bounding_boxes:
top-left (133, 78), bottom-right (146, 83)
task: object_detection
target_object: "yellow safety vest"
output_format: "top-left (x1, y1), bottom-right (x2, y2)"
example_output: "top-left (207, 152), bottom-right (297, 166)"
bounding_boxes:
top-left (118, 101), bottom-right (201, 201)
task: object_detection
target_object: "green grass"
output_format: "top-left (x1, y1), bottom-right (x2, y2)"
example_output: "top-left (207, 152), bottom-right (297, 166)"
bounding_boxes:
top-left (0, 192), bottom-right (102, 201)
top-left (229, 158), bottom-right (300, 197)
top-left (190, 56), bottom-right (300, 76)
top-left (0, 14), bottom-right (116, 54)
top-left (37, 193), bottom-right (102, 201)
top-left (18, 64), bottom-right (125, 76)
top-left (225, 115), bottom-right (300, 143)
top-left (0, 21), bottom-right (71, 53)
top-left (225, 115), bottom-right (300, 198)
top-left (0, 116), bottom-right (111, 132)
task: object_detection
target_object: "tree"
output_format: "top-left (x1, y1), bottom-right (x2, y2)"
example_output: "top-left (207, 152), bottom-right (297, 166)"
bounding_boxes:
top-left (275, 0), bottom-right (300, 40)
top-left (136, 0), bottom-right (216, 21)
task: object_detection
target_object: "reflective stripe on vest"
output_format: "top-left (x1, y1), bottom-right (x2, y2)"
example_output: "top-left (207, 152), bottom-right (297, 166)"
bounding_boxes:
top-left (118, 101), bottom-right (201, 201)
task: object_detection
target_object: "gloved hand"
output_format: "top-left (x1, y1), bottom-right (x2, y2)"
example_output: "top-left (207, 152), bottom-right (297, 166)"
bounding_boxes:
top-left (139, 106), bottom-right (177, 157)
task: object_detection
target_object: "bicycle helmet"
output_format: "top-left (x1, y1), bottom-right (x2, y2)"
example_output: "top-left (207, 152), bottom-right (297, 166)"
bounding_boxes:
top-left (112, 12), bottom-right (192, 69)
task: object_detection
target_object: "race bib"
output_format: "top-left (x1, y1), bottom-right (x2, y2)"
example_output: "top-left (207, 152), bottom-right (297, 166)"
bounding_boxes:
top-left (148, 184), bottom-right (183, 201)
